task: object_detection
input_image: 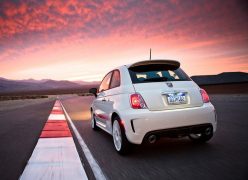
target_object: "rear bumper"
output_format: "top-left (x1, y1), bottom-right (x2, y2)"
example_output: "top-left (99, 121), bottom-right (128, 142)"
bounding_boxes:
top-left (143, 123), bottom-right (213, 142)
top-left (119, 103), bottom-right (217, 144)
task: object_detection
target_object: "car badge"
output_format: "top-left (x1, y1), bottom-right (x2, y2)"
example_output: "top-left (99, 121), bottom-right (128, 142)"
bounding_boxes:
top-left (166, 82), bottom-right (173, 87)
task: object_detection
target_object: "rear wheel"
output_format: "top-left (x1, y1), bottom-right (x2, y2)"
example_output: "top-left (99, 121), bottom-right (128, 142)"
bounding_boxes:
top-left (112, 117), bottom-right (130, 154)
top-left (188, 126), bottom-right (213, 143)
top-left (91, 111), bottom-right (99, 131)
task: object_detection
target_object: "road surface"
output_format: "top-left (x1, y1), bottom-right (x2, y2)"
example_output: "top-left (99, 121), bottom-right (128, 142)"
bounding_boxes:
top-left (0, 94), bottom-right (247, 180)
top-left (0, 98), bottom-right (54, 180)
top-left (60, 94), bottom-right (248, 180)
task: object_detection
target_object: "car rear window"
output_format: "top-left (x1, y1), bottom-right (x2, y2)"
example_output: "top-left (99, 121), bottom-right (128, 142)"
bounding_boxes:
top-left (128, 64), bottom-right (191, 84)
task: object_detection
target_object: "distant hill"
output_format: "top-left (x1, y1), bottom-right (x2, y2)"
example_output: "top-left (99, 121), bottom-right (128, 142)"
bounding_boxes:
top-left (0, 78), bottom-right (100, 94)
top-left (191, 72), bottom-right (248, 85)
top-left (74, 80), bottom-right (100, 86)
top-left (1, 72), bottom-right (247, 94)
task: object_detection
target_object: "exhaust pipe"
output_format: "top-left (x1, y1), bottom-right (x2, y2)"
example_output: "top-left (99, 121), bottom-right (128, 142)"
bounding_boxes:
top-left (205, 127), bottom-right (212, 135)
top-left (148, 135), bottom-right (157, 144)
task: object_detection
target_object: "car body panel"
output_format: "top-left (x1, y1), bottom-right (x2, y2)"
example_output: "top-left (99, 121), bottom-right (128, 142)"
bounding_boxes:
top-left (132, 81), bottom-right (203, 111)
top-left (90, 60), bottom-right (217, 144)
top-left (119, 103), bottom-right (217, 144)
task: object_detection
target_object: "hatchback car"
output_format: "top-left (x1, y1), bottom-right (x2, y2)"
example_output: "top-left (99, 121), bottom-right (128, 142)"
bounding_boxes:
top-left (89, 60), bottom-right (217, 154)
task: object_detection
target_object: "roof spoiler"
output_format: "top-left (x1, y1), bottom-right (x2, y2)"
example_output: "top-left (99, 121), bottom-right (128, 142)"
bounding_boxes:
top-left (129, 60), bottom-right (180, 69)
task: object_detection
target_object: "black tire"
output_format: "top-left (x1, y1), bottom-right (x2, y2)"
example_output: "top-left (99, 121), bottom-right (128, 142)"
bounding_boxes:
top-left (91, 112), bottom-right (99, 131)
top-left (188, 126), bottom-right (213, 143)
top-left (112, 116), bottom-right (131, 155)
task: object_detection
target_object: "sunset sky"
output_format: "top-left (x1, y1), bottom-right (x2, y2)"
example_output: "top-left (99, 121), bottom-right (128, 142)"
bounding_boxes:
top-left (0, 0), bottom-right (247, 81)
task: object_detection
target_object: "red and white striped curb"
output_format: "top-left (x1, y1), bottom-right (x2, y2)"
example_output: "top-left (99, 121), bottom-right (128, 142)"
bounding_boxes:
top-left (20, 100), bottom-right (88, 180)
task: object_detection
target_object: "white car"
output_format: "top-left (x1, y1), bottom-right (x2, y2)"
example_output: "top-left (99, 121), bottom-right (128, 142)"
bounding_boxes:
top-left (89, 60), bottom-right (217, 154)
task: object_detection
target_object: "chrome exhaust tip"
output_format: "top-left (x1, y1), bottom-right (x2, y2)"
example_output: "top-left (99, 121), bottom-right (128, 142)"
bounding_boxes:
top-left (205, 127), bottom-right (212, 135)
top-left (148, 135), bottom-right (157, 144)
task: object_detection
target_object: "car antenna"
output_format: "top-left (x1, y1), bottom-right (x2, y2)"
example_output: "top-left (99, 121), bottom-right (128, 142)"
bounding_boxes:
top-left (149, 48), bottom-right (152, 60)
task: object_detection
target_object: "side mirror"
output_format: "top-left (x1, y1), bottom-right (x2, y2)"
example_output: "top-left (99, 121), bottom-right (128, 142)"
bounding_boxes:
top-left (89, 88), bottom-right (97, 97)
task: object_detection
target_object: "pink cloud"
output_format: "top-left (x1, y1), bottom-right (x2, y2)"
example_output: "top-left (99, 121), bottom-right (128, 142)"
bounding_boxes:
top-left (0, 0), bottom-right (247, 80)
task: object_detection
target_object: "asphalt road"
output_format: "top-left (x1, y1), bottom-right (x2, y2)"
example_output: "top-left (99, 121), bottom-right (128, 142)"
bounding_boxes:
top-left (0, 98), bottom-right (55, 180)
top-left (0, 94), bottom-right (247, 180)
top-left (60, 94), bottom-right (248, 180)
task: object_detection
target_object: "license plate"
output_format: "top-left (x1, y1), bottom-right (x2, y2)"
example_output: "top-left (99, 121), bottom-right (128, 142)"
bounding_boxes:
top-left (166, 92), bottom-right (187, 104)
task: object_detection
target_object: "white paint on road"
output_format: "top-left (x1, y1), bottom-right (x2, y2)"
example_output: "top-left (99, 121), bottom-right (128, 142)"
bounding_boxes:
top-left (20, 100), bottom-right (88, 180)
top-left (48, 114), bottom-right (66, 120)
top-left (60, 101), bottom-right (107, 180)
top-left (20, 138), bottom-right (88, 180)
top-left (52, 107), bottom-right (61, 110)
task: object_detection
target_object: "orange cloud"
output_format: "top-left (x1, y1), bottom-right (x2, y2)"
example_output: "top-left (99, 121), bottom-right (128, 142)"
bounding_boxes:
top-left (0, 0), bottom-right (247, 80)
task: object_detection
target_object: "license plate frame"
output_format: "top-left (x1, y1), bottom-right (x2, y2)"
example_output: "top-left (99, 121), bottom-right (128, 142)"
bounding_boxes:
top-left (165, 92), bottom-right (187, 105)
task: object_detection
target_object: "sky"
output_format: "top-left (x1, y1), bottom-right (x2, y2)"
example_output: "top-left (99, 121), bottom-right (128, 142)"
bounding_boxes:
top-left (0, 0), bottom-right (247, 81)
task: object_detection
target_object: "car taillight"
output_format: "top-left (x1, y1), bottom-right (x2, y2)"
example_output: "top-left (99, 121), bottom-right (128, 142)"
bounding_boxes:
top-left (200, 88), bottom-right (210, 103)
top-left (130, 93), bottom-right (147, 109)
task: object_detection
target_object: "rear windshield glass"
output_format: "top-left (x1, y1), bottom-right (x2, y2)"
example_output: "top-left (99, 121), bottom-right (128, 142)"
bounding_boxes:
top-left (128, 64), bottom-right (191, 84)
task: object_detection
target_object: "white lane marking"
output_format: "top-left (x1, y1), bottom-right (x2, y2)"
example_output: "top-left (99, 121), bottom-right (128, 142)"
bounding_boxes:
top-left (20, 138), bottom-right (88, 180)
top-left (54, 101), bottom-right (60, 106)
top-left (52, 107), bottom-right (61, 110)
top-left (60, 101), bottom-right (107, 180)
top-left (48, 114), bottom-right (66, 120)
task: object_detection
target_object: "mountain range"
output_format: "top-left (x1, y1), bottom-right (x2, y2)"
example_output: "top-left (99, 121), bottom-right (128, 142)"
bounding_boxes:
top-left (0, 77), bottom-right (100, 94)
top-left (0, 72), bottom-right (247, 94)
top-left (191, 72), bottom-right (248, 85)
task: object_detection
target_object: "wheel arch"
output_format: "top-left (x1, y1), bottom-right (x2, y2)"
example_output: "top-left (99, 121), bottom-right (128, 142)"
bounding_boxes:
top-left (111, 112), bottom-right (120, 125)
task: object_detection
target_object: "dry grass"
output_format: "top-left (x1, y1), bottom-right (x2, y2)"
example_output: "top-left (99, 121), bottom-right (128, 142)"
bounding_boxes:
top-left (77, 92), bottom-right (94, 96)
top-left (0, 95), bottom-right (48, 101)
top-left (0, 85), bottom-right (99, 96)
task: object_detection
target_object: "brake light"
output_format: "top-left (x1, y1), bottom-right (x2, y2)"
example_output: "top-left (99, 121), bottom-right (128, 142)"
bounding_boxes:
top-left (130, 93), bottom-right (147, 109)
top-left (200, 88), bottom-right (210, 103)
